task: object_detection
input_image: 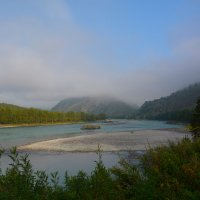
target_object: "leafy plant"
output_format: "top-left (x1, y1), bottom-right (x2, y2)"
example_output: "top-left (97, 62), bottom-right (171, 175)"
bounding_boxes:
top-left (0, 138), bottom-right (200, 199)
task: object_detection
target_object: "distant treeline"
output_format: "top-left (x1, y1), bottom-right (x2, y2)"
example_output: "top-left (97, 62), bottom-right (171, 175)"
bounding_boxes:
top-left (0, 103), bottom-right (106, 124)
top-left (137, 109), bottom-right (193, 122)
top-left (137, 83), bottom-right (200, 122)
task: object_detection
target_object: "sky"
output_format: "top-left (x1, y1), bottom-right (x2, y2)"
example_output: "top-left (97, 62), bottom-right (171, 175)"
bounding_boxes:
top-left (0, 0), bottom-right (200, 108)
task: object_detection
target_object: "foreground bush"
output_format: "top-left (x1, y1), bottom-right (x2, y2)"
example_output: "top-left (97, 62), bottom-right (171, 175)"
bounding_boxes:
top-left (0, 138), bottom-right (200, 200)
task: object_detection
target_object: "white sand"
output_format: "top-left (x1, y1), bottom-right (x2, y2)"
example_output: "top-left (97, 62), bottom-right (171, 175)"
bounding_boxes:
top-left (18, 129), bottom-right (190, 152)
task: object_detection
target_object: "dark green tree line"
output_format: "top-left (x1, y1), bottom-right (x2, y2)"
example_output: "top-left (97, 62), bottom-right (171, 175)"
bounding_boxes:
top-left (189, 98), bottom-right (200, 138)
top-left (0, 103), bottom-right (106, 124)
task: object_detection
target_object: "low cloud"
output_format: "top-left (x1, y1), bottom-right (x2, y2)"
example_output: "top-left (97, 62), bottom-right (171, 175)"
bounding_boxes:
top-left (0, 1), bottom-right (199, 108)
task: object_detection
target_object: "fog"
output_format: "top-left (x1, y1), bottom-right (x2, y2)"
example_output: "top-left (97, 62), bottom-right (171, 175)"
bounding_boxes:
top-left (0, 1), bottom-right (199, 109)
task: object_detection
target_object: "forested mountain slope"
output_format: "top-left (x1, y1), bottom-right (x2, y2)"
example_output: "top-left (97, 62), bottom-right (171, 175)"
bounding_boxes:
top-left (138, 83), bottom-right (200, 121)
top-left (52, 96), bottom-right (137, 118)
top-left (0, 103), bottom-right (104, 124)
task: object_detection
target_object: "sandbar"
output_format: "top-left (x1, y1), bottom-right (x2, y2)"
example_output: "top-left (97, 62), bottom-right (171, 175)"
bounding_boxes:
top-left (18, 129), bottom-right (190, 152)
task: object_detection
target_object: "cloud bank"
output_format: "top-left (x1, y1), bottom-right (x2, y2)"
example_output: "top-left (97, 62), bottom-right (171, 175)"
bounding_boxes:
top-left (0, 1), bottom-right (199, 108)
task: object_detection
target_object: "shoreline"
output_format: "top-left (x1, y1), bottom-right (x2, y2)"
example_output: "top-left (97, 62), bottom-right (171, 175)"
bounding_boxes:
top-left (19, 129), bottom-right (191, 152)
top-left (0, 122), bottom-right (85, 129)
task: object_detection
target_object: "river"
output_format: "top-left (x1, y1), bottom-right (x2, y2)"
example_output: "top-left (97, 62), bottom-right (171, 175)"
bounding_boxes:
top-left (0, 120), bottom-right (182, 178)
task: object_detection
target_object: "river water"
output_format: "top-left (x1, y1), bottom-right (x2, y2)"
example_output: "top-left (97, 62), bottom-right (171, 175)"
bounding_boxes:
top-left (0, 120), bottom-right (182, 178)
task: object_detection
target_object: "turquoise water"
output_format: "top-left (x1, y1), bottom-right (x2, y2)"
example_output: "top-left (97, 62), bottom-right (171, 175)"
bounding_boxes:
top-left (0, 120), bottom-right (182, 180)
top-left (0, 120), bottom-right (182, 149)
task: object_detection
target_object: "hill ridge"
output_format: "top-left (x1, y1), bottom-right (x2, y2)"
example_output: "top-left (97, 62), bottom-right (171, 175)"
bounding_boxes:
top-left (51, 96), bottom-right (137, 118)
top-left (138, 82), bottom-right (200, 121)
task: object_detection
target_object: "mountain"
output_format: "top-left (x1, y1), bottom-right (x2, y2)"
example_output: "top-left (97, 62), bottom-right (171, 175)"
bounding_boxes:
top-left (51, 96), bottom-right (137, 118)
top-left (138, 83), bottom-right (200, 121)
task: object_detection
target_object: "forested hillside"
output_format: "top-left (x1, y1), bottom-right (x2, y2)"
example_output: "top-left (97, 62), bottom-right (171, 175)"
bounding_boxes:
top-left (52, 96), bottom-right (137, 118)
top-left (0, 103), bottom-right (105, 125)
top-left (138, 83), bottom-right (200, 121)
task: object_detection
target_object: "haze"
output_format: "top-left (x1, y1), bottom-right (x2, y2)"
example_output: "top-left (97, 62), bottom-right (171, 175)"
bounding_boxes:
top-left (0, 0), bottom-right (200, 109)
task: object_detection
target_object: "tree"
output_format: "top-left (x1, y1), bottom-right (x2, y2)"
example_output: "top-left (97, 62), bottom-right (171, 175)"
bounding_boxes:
top-left (189, 98), bottom-right (200, 138)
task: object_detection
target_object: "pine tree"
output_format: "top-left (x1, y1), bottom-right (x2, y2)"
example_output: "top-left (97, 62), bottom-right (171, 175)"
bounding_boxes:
top-left (190, 98), bottom-right (200, 138)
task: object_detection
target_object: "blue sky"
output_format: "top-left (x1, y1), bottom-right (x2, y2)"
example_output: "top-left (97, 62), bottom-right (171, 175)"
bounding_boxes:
top-left (68, 0), bottom-right (200, 60)
top-left (0, 0), bottom-right (200, 108)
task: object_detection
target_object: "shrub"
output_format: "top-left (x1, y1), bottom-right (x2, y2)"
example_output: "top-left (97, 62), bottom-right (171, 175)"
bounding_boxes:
top-left (0, 138), bottom-right (200, 199)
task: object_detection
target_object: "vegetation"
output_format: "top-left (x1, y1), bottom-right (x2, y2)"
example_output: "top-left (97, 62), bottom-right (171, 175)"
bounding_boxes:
top-left (81, 124), bottom-right (101, 130)
top-left (1, 87), bottom-right (200, 199)
top-left (51, 96), bottom-right (137, 118)
top-left (141, 109), bottom-right (193, 122)
top-left (0, 137), bottom-right (200, 200)
top-left (138, 82), bottom-right (200, 122)
top-left (189, 98), bottom-right (200, 138)
top-left (0, 103), bottom-right (106, 125)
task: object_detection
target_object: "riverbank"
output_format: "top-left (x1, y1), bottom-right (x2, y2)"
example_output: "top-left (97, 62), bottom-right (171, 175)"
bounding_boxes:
top-left (0, 122), bottom-right (85, 129)
top-left (19, 129), bottom-right (191, 152)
